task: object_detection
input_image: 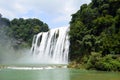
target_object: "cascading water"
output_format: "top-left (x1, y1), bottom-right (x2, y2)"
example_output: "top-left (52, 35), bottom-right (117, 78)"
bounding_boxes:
top-left (31, 27), bottom-right (70, 64)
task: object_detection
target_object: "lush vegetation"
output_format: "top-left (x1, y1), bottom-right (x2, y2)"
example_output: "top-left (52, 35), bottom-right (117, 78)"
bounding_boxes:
top-left (0, 0), bottom-right (120, 72)
top-left (0, 14), bottom-right (49, 49)
top-left (69, 0), bottom-right (120, 71)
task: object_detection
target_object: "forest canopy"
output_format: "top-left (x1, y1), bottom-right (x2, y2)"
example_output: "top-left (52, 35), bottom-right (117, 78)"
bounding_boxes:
top-left (0, 14), bottom-right (49, 48)
top-left (69, 0), bottom-right (120, 71)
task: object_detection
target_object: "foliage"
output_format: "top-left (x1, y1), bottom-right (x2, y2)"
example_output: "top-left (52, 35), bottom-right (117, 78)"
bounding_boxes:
top-left (69, 0), bottom-right (120, 71)
top-left (0, 15), bottom-right (49, 48)
top-left (10, 18), bottom-right (49, 47)
top-left (0, 14), bottom-right (10, 27)
top-left (86, 52), bottom-right (120, 71)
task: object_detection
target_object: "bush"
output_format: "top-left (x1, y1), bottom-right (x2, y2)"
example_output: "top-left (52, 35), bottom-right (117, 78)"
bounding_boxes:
top-left (86, 53), bottom-right (120, 71)
top-left (86, 52), bottom-right (102, 69)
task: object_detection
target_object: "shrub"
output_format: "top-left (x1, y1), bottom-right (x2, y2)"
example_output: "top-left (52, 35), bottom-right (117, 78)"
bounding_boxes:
top-left (86, 53), bottom-right (120, 71)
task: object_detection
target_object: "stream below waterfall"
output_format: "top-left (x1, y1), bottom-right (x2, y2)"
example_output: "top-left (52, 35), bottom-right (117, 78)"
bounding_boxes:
top-left (0, 65), bottom-right (120, 80)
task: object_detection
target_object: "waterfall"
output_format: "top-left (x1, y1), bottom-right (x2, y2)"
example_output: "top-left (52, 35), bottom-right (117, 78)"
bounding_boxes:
top-left (31, 27), bottom-right (70, 64)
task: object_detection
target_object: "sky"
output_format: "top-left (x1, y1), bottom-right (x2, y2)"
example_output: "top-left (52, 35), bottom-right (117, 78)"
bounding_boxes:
top-left (0, 0), bottom-right (91, 29)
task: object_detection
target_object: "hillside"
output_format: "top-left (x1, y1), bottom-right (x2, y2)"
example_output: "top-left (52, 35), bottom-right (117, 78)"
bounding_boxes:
top-left (0, 14), bottom-right (49, 49)
top-left (69, 0), bottom-right (120, 71)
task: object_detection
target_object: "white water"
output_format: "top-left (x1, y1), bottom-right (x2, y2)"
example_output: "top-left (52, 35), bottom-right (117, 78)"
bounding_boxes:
top-left (31, 27), bottom-right (70, 64)
top-left (6, 66), bottom-right (67, 70)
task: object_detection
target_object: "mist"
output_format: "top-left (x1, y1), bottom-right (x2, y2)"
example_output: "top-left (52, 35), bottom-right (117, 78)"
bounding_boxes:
top-left (0, 26), bottom-right (50, 65)
top-left (0, 25), bottom-right (70, 65)
top-left (0, 26), bottom-right (31, 64)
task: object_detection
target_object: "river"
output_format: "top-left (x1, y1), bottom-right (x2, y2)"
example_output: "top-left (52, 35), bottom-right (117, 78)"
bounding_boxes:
top-left (0, 66), bottom-right (120, 80)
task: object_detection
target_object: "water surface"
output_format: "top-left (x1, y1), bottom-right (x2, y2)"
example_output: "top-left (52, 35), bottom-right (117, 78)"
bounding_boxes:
top-left (0, 67), bottom-right (120, 80)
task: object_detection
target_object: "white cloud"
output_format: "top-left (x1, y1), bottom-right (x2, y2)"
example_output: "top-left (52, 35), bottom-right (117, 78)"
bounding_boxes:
top-left (0, 0), bottom-right (91, 28)
top-left (0, 8), bottom-right (16, 18)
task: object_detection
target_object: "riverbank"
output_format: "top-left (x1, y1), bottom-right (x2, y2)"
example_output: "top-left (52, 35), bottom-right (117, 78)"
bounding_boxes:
top-left (68, 61), bottom-right (85, 69)
top-left (68, 54), bottom-right (120, 72)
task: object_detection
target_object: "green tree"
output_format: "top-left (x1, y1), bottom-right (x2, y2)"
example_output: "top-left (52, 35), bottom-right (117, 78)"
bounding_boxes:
top-left (69, 0), bottom-right (120, 71)
top-left (10, 18), bottom-right (49, 48)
